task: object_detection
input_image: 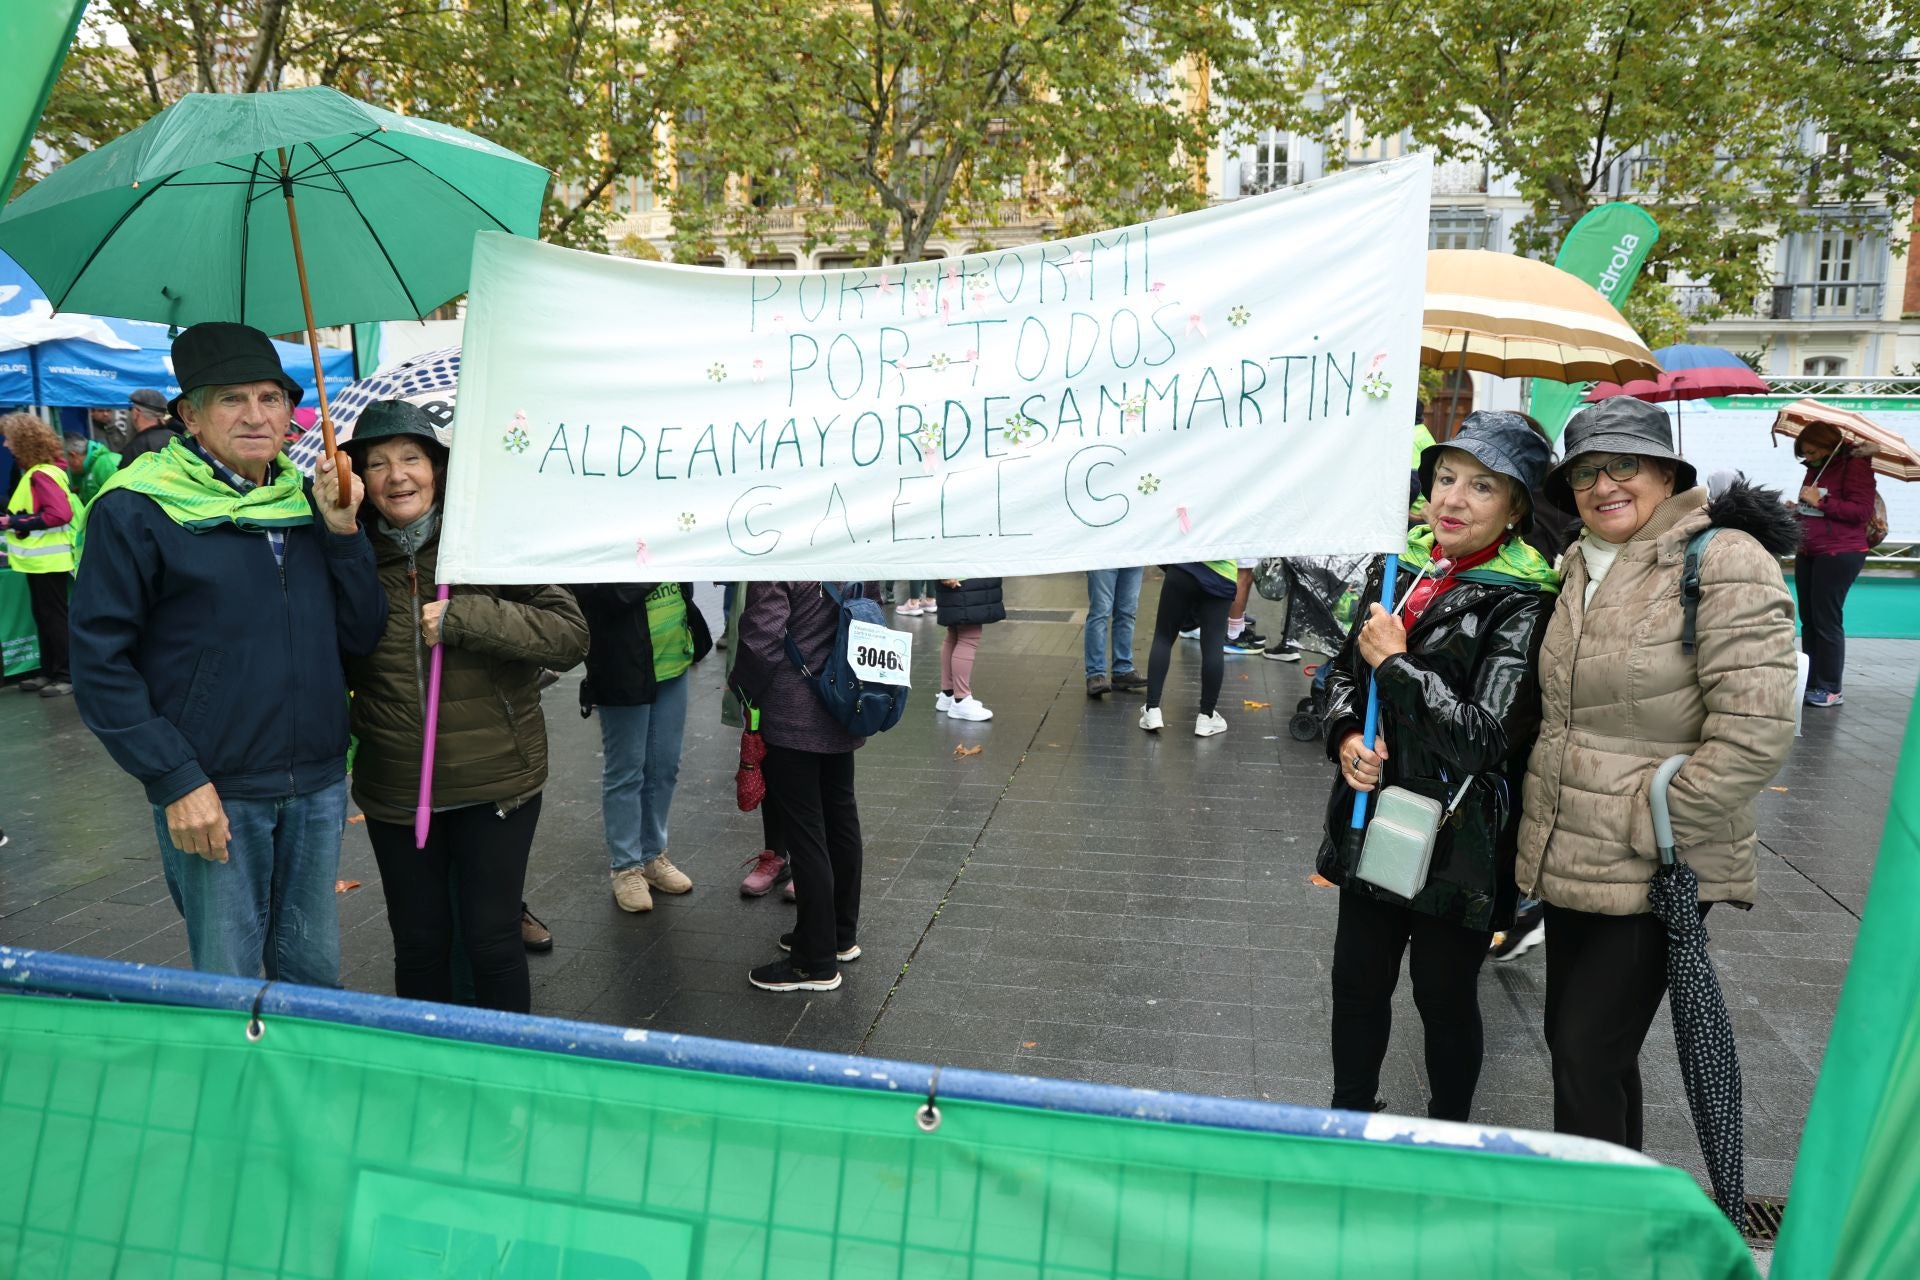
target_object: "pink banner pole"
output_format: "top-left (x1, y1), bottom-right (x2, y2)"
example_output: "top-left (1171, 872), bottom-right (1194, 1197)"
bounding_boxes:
top-left (414, 584), bottom-right (451, 849)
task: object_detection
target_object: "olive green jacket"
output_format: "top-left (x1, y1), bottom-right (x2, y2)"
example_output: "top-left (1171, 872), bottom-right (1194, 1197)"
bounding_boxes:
top-left (346, 526), bottom-right (588, 824)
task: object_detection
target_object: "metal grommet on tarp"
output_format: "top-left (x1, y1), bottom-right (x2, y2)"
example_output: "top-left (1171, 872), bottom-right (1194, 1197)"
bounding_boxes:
top-left (916, 1067), bottom-right (942, 1133)
top-left (246, 982), bottom-right (273, 1042)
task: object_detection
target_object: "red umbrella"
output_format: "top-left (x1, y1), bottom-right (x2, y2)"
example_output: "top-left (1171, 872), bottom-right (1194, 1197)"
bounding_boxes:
top-left (1585, 365), bottom-right (1770, 402)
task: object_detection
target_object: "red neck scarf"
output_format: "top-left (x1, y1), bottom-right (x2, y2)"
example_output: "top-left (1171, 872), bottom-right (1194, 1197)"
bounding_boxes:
top-left (1401, 539), bottom-right (1503, 627)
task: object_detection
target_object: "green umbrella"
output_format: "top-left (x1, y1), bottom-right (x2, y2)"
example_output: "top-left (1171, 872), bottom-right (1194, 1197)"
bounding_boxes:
top-left (0, 86), bottom-right (547, 473)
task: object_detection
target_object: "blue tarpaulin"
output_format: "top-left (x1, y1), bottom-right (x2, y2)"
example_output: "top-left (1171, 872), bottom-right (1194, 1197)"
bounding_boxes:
top-left (0, 248), bottom-right (350, 407)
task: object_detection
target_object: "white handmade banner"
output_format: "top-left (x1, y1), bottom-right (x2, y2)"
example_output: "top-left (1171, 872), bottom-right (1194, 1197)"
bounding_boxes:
top-left (440, 156), bottom-right (1430, 584)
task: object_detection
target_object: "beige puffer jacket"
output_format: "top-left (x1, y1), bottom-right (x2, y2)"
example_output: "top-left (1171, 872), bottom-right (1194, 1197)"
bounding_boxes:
top-left (1517, 486), bottom-right (1799, 915)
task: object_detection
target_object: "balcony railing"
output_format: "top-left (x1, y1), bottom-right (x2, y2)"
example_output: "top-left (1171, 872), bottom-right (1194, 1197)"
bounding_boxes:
top-left (1241, 159), bottom-right (1304, 194)
top-left (1432, 159), bottom-right (1489, 196)
top-left (1671, 281), bottom-right (1884, 322)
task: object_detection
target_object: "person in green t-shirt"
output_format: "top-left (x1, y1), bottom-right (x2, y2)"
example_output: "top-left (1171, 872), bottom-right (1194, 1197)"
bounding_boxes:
top-left (571, 581), bottom-right (713, 913)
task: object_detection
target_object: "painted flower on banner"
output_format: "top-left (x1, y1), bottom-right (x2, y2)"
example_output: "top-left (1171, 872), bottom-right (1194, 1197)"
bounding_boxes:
top-left (914, 423), bottom-right (944, 455)
top-left (503, 410), bottom-right (531, 455)
top-left (1123, 394), bottom-right (1145, 423)
top-left (929, 352), bottom-right (950, 372)
top-left (1361, 350), bottom-right (1391, 399)
top-left (707, 362), bottom-right (727, 382)
top-left (1137, 473), bottom-right (1161, 495)
top-left (1002, 413), bottom-right (1039, 445)
top-left (1228, 305), bottom-right (1251, 328)
top-left (677, 512), bottom-right (697, 532)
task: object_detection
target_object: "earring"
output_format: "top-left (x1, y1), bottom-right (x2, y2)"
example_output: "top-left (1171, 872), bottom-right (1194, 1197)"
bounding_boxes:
top-left (1506, 522), bottom-right (1515, 529)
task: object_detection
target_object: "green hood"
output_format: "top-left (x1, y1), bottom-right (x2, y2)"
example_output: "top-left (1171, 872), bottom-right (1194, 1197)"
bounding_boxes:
top-left (89, 437), bottom-right (314, 532)
top-left (1404, 525), bottom-right (1560, 594)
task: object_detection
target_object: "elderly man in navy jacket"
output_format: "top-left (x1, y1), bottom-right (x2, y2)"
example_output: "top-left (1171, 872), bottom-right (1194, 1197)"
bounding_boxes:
top-left (71, 323), bottom-right (387, 985)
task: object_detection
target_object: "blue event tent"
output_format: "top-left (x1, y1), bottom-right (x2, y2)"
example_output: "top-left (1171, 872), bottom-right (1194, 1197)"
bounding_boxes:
top-left (0, 249), bottom-right (350, 407)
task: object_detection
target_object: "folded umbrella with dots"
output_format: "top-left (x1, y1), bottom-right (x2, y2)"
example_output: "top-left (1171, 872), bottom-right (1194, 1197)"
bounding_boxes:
top-left (1648, 754), bottom-right (1748, 1232)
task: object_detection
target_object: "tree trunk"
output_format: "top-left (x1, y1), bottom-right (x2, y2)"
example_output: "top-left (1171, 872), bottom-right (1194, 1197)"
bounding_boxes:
top-left (242, 0), bottom-right (290, 93)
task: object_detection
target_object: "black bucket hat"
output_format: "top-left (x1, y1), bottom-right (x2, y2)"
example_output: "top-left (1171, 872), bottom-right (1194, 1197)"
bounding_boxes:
top-left (1418, 410), bottom-right (1553, 532)
top-left (1546, 396), bottom-right (1697, 507)
top-left (340, 399), bottom-right (447, 468)
top-left (169, 322), bottom-right (304, 417)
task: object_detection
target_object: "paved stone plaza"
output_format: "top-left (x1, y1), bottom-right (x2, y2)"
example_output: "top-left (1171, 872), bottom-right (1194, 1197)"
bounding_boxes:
top-left (1, 573), bottom-right (1910, 1203)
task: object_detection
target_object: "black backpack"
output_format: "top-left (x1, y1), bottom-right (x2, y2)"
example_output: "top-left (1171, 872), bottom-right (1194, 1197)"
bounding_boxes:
top-left (784, 583), bottom-right (909, 735)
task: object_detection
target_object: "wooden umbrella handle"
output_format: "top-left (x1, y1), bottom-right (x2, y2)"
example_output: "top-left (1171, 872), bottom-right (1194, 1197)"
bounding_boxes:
top-left (279, 147), bottom-right (350, 507)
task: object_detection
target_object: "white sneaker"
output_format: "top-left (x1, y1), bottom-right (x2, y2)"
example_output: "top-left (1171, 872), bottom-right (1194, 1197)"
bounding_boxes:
top-left (948, 696), bottom-right (994, 721)
top-left (1195, 712), bottom-right (1228, 737)
top-left (934, 692), bottom-right (955, 712)
top-left (1139, 706), bottom-right (1164, 733)
top-left (1178, 627), bottom-right (1200, 640)
top-left (894, 601), bottom-right (923, 616)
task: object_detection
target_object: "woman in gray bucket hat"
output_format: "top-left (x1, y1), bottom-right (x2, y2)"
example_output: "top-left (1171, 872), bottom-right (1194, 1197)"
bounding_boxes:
top-left (1315, 410), bottom-right (1561, 1121)
top-left (1516, 395), bottom-right (1800, 1148)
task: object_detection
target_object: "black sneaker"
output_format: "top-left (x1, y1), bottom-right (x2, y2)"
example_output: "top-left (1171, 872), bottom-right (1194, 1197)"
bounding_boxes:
top-left (1223, 635), bottom-right (1264, 655)
top-left (1490, 904), bottom-right (1545, 962)
top-left (1263, 640), bottom-right (1302, 662)
top-left (749, 957), bottom-right (842, 992)
top-left (779, 932), bottom-right (861, 962)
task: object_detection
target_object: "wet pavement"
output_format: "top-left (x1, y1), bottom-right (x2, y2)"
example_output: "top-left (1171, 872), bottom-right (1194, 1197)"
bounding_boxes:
top-left (1, 572), bottom-right (1912, 1203)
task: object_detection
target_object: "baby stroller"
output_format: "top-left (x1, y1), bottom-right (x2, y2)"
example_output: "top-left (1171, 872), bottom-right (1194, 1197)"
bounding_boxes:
top-left (1255, 556), bottom-right (1372, 742)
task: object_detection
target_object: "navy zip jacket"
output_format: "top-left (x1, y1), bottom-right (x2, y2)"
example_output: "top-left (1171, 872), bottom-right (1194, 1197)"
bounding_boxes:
top-left (71, 485), bottom-right (388, 807)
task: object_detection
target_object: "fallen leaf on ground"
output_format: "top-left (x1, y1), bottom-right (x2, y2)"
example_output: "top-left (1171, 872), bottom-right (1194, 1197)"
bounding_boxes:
top-left (1238, 673), bottom-right (1250, 680)
top-left (1768, 786), bottom-right (1789, 793)
top-left (1243, 700), bottom-right (1271, 710)
top-left (334, 880), bottom-right (362, 893)
top-left (954, 744), bottom-right (983, 758)
top-left (1022, 1041), bottom-right (1037, 1049)
top-left (1309, 874), bottom-right (1336, 888)
top-left (346, 813), bottom-right (365, 825)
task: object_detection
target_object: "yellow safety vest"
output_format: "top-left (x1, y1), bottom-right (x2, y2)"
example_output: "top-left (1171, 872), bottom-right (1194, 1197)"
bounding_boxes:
top-left (5, 463), bottom-right (77, 574)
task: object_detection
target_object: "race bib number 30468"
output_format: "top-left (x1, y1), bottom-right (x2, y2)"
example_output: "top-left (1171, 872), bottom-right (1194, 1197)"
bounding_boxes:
top-left (846, 619), bottom-right (912, 687)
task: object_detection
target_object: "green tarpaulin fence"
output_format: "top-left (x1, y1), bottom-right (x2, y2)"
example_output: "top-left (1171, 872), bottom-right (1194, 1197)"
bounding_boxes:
top-left (0, 567), bottom-right (39, 677)
top-left (0, 955), bottom-right (1756, 1280)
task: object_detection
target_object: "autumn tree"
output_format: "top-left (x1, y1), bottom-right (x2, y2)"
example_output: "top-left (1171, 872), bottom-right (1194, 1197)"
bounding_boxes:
top-left (668, 1), bottom-right (1308, 265)
top-left (1272, 0), bottom-right (1917, 315)
top-left (27, 1), bottom-right (693, 250)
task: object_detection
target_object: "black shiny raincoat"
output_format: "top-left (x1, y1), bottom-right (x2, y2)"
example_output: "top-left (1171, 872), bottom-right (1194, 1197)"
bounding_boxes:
top-left (1317, 553), bottom-right (1554, 933)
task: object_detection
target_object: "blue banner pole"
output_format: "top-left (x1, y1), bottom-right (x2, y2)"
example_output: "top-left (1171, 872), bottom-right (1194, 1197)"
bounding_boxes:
top-left (1350, 553), bottom-right (1399, 828)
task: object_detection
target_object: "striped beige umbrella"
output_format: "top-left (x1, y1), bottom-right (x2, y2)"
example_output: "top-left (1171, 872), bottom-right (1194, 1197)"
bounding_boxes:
top-left (1423, 249), bottom-right (1659, 383)
top-left (1771, 398), bottom-right (1920, 482)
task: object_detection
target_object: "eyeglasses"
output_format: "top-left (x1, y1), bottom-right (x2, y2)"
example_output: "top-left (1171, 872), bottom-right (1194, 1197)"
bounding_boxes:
top-left (1566, 455), bottom-right (1641, 492)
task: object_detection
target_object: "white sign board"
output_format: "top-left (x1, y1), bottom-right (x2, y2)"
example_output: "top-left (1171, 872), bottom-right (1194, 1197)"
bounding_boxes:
top-left (440, 157), bottom-right (1431, 584)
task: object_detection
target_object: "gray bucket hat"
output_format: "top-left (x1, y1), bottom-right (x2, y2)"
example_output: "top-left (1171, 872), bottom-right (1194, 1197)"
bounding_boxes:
top-left (340, 399), bottom-right (447, 467)
top-left (1547, 397), bottom-right (1697, 507)
top-left (1418, 410), bottom-right (1553, 532)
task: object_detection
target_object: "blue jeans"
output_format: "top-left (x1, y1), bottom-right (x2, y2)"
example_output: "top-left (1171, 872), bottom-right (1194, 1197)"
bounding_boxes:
top-left (1085, 568), bottom-right (1144, 678)
top-left (154, 776), bottom-right (347, 986)
top-left (599, 673), bottom-right (690, 870)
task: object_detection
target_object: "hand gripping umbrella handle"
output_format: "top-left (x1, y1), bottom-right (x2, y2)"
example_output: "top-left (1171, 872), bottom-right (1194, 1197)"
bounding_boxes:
top-left (1648, 754), bottom-right (1690, 866)
top-left (1350, 554), bottom-right (1400, 829)
top-left (415, 584), bottom-right (452, 849)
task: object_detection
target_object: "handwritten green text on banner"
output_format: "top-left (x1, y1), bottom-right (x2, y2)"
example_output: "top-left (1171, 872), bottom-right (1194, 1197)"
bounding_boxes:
top-left (439, 156), bottom-right (1431, 584)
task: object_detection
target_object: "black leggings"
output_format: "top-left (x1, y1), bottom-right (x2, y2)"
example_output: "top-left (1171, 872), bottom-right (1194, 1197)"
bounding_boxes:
top-left (1330, 886), bottom-right (1493, 1121)
top-left (25, 572), bottom-right (69, 682)
top-left (366, 795), bottom-right (541, 1013)
top-left (1796, 551), bottom-right (1865, 695)
top-left (764, 745), bottom-right (862, 973)
top-left (1146, 567), bottom-right (1230, 715)
top-left (1544, 902), bottom-right (1708, 1149)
